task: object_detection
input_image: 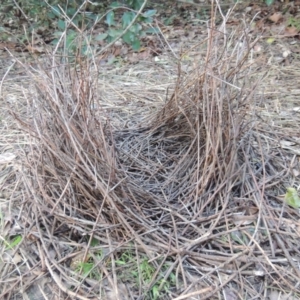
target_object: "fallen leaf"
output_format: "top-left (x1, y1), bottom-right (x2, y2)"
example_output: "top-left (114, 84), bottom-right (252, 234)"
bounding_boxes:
top-left (105, 283), bottom-right (129, 300)
top-left (284, 187), bottom-right (300, 208)
top-left (12, 253), bottom-right (23, 264)
top-left (292, 169), bottom-right (300, 177)
top-left (0, 153), bottom-right (16, 164)
top-left (232, 213), bottom-right (257, 226)
top-left (268, 12), bottom-right (282, 23)
top-left (253, 44), bottom-right (262, 51)
top-left (282, 49), bottom-right (291, 58)
top-left (280, 140), bottom-right (300, 155)
top-left (26, 44), bottom-right (45, 54)
top-left (70, 252), bottom-right (92, 270)
top-left (266, 37), bottom-right (275, 44)
top-left (113, 46), bottom-right (121, 57)
top-left (280, 140), bottom-right (295, 147)
top-left (223, 287), bottom-right (238, 300)
top-left (269, 289), bottom-right (290, 300)
top-left (0, 42), bottom-right (18, 50)
top-left (285, 26), bottom-right (299, 36)
top-left (2, 249), bottom-right (22, 264)
top-left (270, 23), bottom-right (286, 35)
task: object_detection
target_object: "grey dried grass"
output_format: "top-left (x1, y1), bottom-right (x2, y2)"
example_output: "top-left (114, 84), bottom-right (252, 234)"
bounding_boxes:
top-left (1, 24), bottom-right (300, 300)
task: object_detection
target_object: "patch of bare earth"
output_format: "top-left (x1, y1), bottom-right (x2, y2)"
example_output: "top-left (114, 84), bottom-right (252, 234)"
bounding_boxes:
top-left (1, 6), bottom-right (300, 300)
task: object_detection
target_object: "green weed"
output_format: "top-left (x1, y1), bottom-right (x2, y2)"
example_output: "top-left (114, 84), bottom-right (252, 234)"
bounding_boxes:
top-left (116, 250), bottom-right (176, 300)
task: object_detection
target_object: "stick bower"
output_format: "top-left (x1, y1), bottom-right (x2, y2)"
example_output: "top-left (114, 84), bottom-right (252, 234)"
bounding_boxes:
top-left (4, 27), bottom-right (300, 299)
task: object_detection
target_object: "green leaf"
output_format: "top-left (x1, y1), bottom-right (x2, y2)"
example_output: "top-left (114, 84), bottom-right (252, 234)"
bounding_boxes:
top-left (88, 13), bottom-right (99, 21)
top-left (141, 16), bottom-right (153, 24)
top-left (132, 0), bottom-right (144, 10)
top-left (106, 11), bottom-right (115, 26)
top-left (6, 235), bottom-right (22, 249)
top-left (170, 272), bottom-right (176, 283)
top-left (110, 2), bottom-right (122, 8)
top-left (53, 31), bottom-right (64, 38)
top-left (284, 187), bottom-right (300, 208)
top-left (90, 237), bottom-right (99, 247)
top-left (146, 27), bottom-right (159, 34)
top-left (67, 8), bottom-right (76, 17)
top-left (122, 31), bottom-right (134, 44)
top-left (143, 9), bottom-right (156, 18)
top-left (76, 262), bottom-right (94, 276)
top-left (265, 0), bottom-right (274, 6)
top-left (72, 18), bottom-right (79, 27)
top-left (51, 6), bottom-right (61, 17)
top-left (131, 39), bottom-right (141, 51)
top-left (96, 33), bottom-right (108, 41)
top-left (57, 20), bottom-right (66, 30)
top-left (266, 37), bottom-right (275, 44)
top-left (164, 16), bottom-right (175, 26)
top-left (230, 230), bottom-right (245, 245)
top-left (122, 12), bottom-right (135, 28)
top-left (108, 28), bottom-right (122, 38)
top-left (152, 285), bottom-right (160, 299)
top-left (47, 11), bottom-right (56, 19)
top-left (129, 23), bottom-right (142, 34)
top-left (66, 30), bottom-right (76, 42)
top-left (50, 38), bottom-right (59, 45)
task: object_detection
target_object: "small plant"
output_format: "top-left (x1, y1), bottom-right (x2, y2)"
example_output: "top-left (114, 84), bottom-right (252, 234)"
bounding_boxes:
top-left (235, 0), bottom-right (274, 5)
top-left (116, 250), bottom-right (176, 300)
top-left (73, 237), bottom-right (103, 279)
top-left (265, 0), bottom-right (275, 5)
top-left (75, 260), bottom-right (102, 279)
top-left (287, 17), bottom-right (300, 31)
top-left (101, 2), bottom-right (156, 51)
top-left (0, 0), bottom-right (157, 52)
top-left (2, 235), bottom-right (22, 250)
top-left (284, 187), bottom-right (300, 208)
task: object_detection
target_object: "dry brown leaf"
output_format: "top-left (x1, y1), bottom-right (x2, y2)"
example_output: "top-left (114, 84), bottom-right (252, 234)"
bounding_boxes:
top-left (253, 44), bottom-right (262, 52)
top-left (270, 23), bottom-right (286, 35)
top-left (232, 213), bottom-right (257, 226)
top-left (0, 41), bottom-right (18, 50)
top-left (12, 253), bottom-right (23, 264)
top-left (26, 44), bottom-right (45, 54)
top-left (2, 250), bottom-right (22, 264)
top-left (113, 46), bottom-right (122, 57)
top-left (285, 26), bottom-right (299, 36)
top-left (27, 226), bottom-right (39, 241)
top-left (70, 252), bottom-right (91, 270)
top-left (268, 12), bottom-right (283, 23)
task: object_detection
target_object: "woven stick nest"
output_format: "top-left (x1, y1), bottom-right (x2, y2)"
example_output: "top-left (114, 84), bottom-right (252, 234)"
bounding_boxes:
top-left (2, 22), bottom-right (300, 300)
